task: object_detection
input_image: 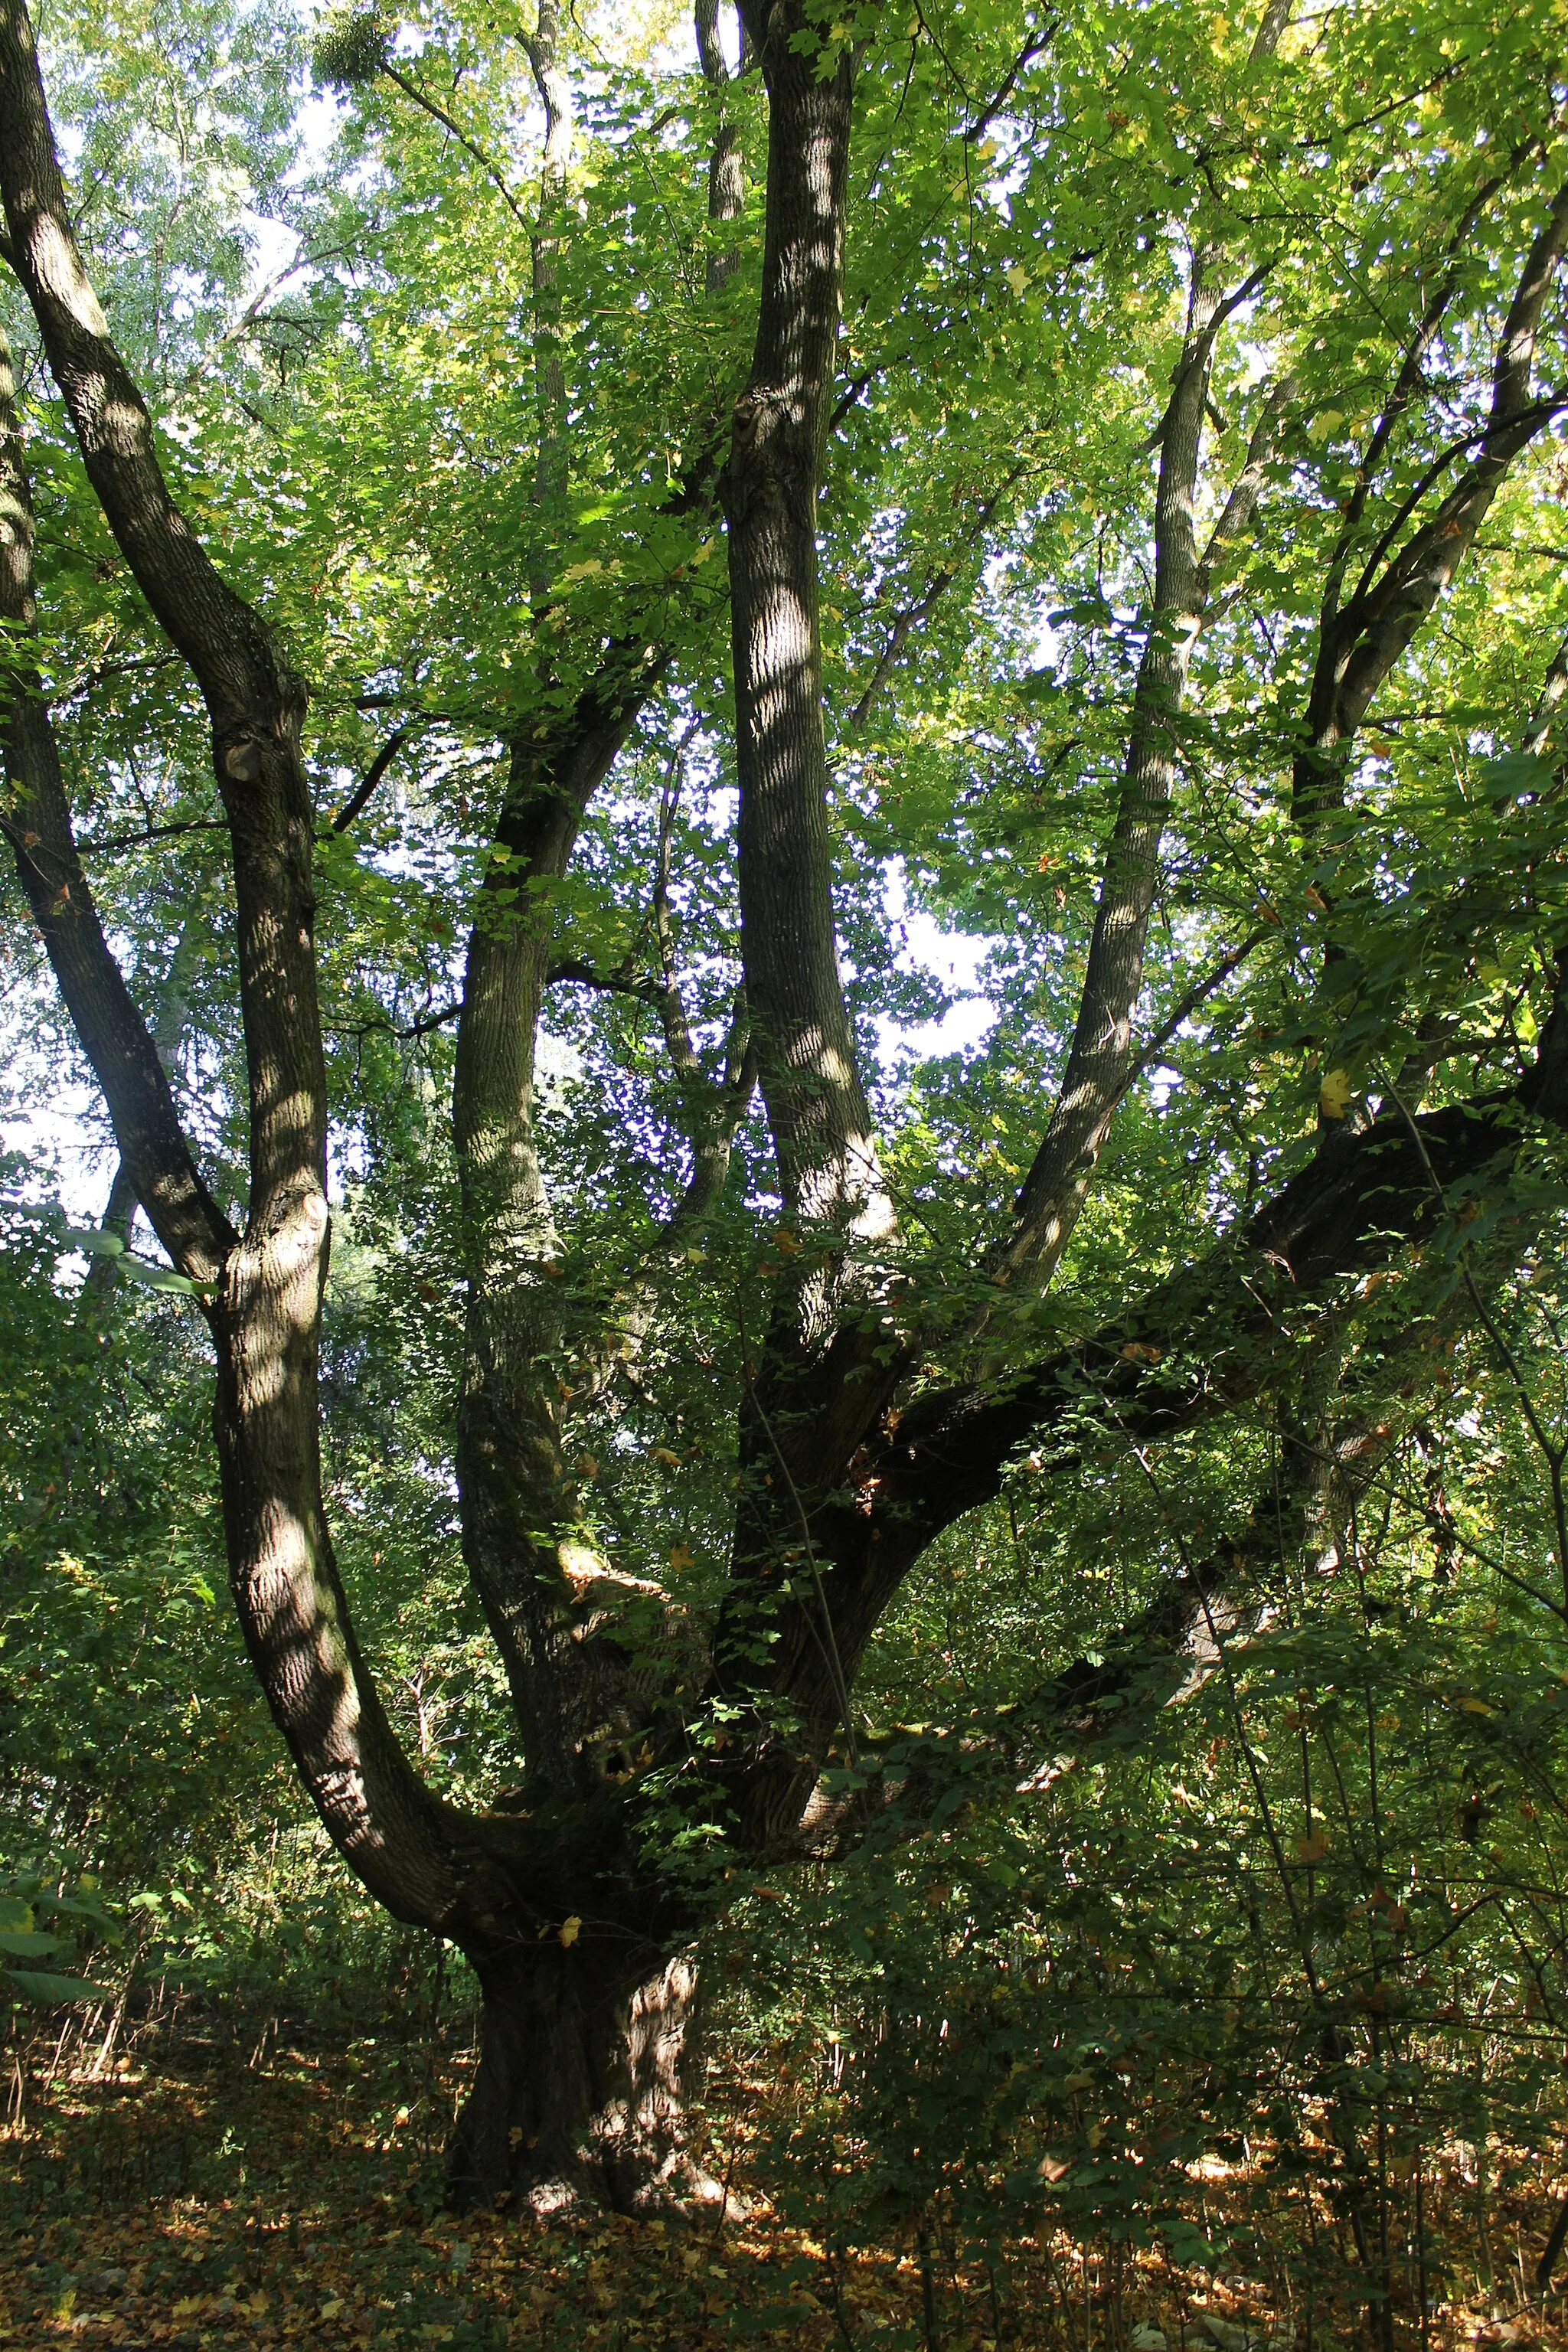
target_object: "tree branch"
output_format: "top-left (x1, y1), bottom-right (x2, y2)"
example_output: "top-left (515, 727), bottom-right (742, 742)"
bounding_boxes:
top-left (328, 724), bottom-right (410, 832)
top-left (0, 0), bottom-right (473, 1933)
top-left (992, 296), bottom-right (1288, 1297)
top-left (1522, 625), bottom-right (1568, 760)
top-left (381, 64), bottom-right (531, 235)
top-left (725, 0), bottom-right (890, 1276)
top-left (697, 0), bottom-right (745, 289)
top-left (1320, 166), bottom-right (1513, 633)
top-left (0, 328), bottom-right (234, 1287)
top-left (1298, 177), bottom-right (1568, 818)
top-left (847, 463), bottom-right (1031, 730)
top-left (960, 17), bottom-right (1059, 144)
top-left (74, 815), bottom-right (228, 856)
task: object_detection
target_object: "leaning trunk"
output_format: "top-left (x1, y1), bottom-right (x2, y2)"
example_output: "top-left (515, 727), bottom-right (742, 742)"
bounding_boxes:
top-left (446, 1939), bottom-right (706, 2216)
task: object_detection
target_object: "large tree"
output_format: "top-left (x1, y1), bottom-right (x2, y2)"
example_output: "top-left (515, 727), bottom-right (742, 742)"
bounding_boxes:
top-left (2, 0), bottom-right (1566, 2213)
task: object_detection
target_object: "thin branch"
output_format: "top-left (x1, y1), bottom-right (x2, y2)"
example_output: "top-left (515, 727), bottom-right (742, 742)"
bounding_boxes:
top-left (1345, 391), bottom-right (1568, 622)
top-left (828, 365), bottom-right (876, 436)
top-left (329, 999), bottom-right (462, 1042)
top-left (75, 815), bottom-right (227, 857)
top-left (328, 724), bottom-right (410, 832)
top-left (381, 64), bottom-right (531, 234)
top-left (1320, 166), bottom-right (1512, 629)
top-left (847, 463), bottom-right (1031, 729)
top-left (961, 17), bottom-right (1058, 143)
top-left (1110, 926), bottom-right (1272, 1113)
top-left (47, 649), bottom-right (182, 706)
top-left (546, 956), bottom-right (663, 1004)
top-left (1140, 262), bottom-right (1272, 456)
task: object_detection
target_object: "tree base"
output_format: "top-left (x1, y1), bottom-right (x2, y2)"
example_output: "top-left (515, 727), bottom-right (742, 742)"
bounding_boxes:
top-left (446, 1942), bottom-right (714, 2217)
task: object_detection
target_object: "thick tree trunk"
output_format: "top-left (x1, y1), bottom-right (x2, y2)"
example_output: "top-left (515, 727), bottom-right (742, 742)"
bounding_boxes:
top-left (446, 1940), bottom-right (707, 2216)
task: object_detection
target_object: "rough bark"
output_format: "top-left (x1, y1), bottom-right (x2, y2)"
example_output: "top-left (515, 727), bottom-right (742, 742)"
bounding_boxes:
top-left (697, 0), bottom-right (745, 291)
top-left (447, 1941), bottom-right (707, 2216)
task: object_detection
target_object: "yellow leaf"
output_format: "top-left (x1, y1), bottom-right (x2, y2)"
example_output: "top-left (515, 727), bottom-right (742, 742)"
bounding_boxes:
top-left (1319, 1067), bottom-right (1354, 1119)
top-left (320, 2298), bottom-right (345, 2321)
top-left (650, 1446), bottom-right (681, 1469)
top-left (668, 1543), bottom-right (694, 1570)
top-left (559, 1915), bottom-right (582, 1948)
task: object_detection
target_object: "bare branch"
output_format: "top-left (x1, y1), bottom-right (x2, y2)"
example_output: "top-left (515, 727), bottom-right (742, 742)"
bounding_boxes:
top-left (75, 815), bottom-right (227, 856)
top-left (328, 724), bottom-right (411, 832)
top-left (961, 17), bottom-right (1058, 144)
top-left (381, 64), bottom-right (531, 234)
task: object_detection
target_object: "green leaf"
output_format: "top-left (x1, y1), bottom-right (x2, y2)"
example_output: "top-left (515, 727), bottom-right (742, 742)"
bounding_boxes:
top-left (61, 1226), bottom-right (126, 1257)
top-left (2, 1967), bottom-right (109, 2006)
top-left (116, 1256), bottom-right (201, 1297)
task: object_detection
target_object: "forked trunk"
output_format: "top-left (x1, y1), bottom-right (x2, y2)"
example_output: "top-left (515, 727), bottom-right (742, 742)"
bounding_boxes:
top-left (446, 1939), bottom-right (711, 2216)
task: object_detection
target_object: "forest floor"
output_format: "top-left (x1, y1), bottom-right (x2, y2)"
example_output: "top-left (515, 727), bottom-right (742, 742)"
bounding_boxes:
top-left (0, 2035), bottom-right (1563, 2352)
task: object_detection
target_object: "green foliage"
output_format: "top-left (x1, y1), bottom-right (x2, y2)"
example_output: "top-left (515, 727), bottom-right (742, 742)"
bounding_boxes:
top-left (714, 1282), bottom-right (1568, 2303)
top-left (312, 8), bottom-right (390, 88)
top-left (0, 1873), bottom-right (115, 2007)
